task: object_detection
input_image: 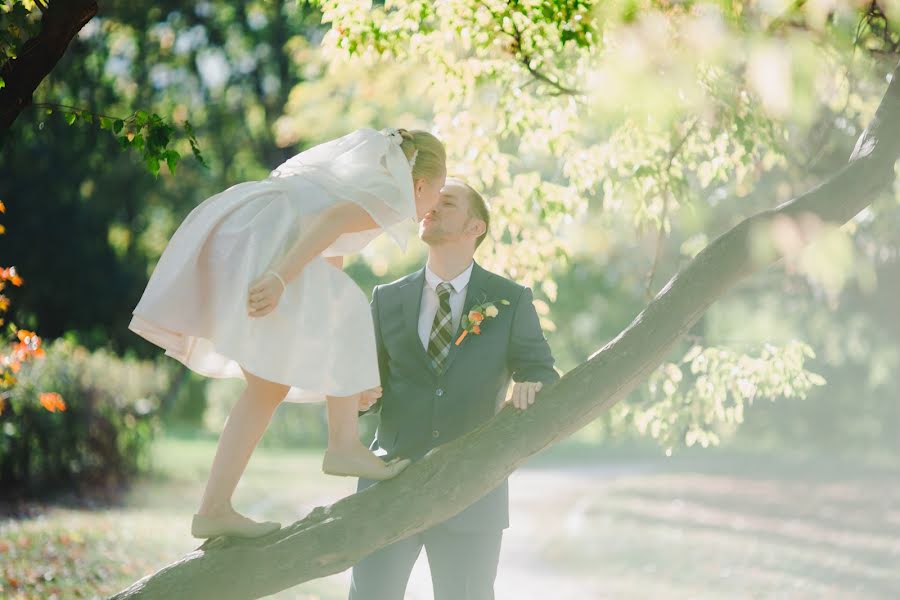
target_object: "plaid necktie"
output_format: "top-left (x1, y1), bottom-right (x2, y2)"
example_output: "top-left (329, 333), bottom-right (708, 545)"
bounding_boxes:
top-left (427, 282), bottom-right (454, 373)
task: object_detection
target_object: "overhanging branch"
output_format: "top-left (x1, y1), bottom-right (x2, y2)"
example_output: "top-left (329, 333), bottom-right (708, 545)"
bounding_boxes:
top-left (0, 0), bottom-right (98, 137)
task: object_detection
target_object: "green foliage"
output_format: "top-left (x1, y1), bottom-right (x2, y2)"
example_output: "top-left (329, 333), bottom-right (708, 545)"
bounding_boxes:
top-left (309, 0), bottom-right (900, 452)
top-left (0, 340), bottom-right (173, 497)
top-left (0, 0), bottom-right (41, 62)
top-left (627, 341), bottom-right (825, 454)
top-left (36, 105), bottom-right (206, 177)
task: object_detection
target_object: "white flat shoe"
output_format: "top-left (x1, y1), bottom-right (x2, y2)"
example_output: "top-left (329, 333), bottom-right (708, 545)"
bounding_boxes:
top-left (191, 512), bottom-right (281, 539)
top-left (322, 450), bottom-right (411, 481)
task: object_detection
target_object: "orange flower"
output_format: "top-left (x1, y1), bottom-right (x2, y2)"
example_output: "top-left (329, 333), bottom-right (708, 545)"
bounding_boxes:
top-left (16, 330), bottom-right (41, 353)
top-left (40, 392), bottom-right (66, 413)
top-left (468, 310), bottom-right (484, 323)
top-left (1, 266), bottom-right (22, 286)
top-left (472, 324), bottom-right (481, 334)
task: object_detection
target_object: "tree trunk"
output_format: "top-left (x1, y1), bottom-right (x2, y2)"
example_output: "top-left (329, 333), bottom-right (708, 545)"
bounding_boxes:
top-left (110, 62), bottom-right (900, 600)
top-left (0, 0), bottom-right (98, 138)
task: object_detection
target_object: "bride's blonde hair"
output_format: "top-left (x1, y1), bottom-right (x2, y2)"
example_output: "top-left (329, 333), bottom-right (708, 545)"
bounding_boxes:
top-left (397, 129), bottom-right (446, 181)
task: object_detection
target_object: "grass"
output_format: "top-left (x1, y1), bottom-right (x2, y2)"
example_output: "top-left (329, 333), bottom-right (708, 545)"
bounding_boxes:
top-left (2, 436), bottom-right (899, 599)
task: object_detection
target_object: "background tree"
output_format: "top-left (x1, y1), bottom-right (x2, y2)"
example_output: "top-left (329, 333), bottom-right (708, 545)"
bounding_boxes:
top-left (2, 0), bottom-right (898, 466)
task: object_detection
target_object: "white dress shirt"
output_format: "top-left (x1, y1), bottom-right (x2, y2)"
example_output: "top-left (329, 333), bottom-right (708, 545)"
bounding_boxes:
top-left (417, 262), bottom-right (475, 351)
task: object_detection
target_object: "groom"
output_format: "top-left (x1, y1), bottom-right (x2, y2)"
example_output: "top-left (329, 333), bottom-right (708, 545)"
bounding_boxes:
top-left (349, 178), bottom-right (559, 600)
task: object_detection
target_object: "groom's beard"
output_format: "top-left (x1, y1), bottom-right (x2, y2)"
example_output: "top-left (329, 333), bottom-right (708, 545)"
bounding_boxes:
top-left (420, 228), bottom-right (462, 247)
top-left (419, 223), bottom-right (448, 245)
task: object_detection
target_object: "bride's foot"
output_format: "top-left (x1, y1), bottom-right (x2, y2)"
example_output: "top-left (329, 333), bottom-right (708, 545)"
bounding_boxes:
top-left (322, 445), bottom-right (411, 481)
top-left (191, 509), bottom-right (281, 539)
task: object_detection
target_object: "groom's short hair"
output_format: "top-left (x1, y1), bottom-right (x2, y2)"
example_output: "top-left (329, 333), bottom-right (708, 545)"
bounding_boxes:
top-left (449, 178), bottom-right (490, 249)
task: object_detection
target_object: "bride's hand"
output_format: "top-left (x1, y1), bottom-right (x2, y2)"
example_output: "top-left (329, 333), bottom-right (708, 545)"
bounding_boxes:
top-left (247, 271), bottom-right (285, 318)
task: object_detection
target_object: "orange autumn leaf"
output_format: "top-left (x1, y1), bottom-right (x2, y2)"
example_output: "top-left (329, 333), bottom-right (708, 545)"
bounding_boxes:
top-left (40, 392), bottom-right (66, 413)
top-left (0, 295), bottom-right (8, 311)
top-left (0, 200), bottom-right (6, 213)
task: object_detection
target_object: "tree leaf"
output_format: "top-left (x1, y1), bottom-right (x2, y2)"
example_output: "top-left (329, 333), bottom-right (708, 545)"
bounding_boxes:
top-left (165, 150), bottom-right (180, 174)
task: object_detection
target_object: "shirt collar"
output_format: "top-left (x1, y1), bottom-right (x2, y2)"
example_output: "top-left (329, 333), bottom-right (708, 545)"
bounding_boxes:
top-left (425, 261), bottom-right (474, 295)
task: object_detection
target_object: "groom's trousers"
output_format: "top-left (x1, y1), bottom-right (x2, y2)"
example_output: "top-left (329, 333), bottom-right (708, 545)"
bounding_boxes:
top-left (348, 526), bottom-right (503, 600)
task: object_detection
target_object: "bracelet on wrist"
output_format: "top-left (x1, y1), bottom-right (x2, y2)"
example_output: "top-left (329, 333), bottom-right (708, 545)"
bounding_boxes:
top-left (266, 270), bottom-right (287, 291)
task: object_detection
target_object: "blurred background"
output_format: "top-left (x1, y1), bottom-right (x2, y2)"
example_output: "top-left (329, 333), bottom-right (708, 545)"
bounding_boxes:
top-left (0, 0), bottom-right (898, 598)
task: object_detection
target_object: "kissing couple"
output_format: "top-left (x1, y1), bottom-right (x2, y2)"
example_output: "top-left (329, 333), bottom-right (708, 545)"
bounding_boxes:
top-left (130, 127), bottom-right (558, 599)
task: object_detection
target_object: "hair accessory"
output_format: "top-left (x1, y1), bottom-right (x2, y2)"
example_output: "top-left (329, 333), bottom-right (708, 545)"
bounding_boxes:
top-left (380, 128), bottom-right (403, 146)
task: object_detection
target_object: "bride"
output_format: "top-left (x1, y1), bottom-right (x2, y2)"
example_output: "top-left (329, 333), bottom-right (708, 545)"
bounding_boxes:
top-left (129, 127), bottom-right (447, 538)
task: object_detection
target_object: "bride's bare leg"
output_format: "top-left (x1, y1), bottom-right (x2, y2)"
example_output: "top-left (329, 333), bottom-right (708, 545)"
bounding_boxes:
top-left (197, 368), bottom-right (289, 517)
top-left (326, 393), bottom-right (373, 456)
top-left (324, 394), bottom-right (410, 480)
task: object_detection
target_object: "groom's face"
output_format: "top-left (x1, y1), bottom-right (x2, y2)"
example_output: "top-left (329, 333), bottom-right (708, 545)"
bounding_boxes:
top-left (419, 181), bottom-right (478, 248)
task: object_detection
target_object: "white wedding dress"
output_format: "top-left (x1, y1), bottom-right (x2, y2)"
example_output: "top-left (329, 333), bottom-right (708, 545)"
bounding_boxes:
top-left (129, 128), bottom-right (416, 402)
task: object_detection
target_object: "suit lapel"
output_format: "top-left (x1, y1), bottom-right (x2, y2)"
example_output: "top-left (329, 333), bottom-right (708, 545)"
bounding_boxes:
top-left (399, 268), bottom-right (432, 372)
top-left (440, 262), bottom-right (489, 375)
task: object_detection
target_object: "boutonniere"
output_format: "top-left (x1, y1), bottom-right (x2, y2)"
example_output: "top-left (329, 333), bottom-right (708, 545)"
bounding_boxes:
top-left (455, 298), bottom-right (511, 346)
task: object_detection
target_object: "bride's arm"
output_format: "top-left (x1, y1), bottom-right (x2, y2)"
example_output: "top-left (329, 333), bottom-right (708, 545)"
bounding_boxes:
top-left (270, 202), bottom-right (375, 283)
top-left (247, 202), bottom-right (376, 317)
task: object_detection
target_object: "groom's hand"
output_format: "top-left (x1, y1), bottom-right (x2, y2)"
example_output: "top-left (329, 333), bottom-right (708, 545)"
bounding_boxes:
top-left (507, 381), bottom-right (543, 411)
top-left (359, 386), bottom-right (383, 412)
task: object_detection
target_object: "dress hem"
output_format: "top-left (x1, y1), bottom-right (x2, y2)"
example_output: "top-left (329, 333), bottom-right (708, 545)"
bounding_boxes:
top-left (128, 314), bottom-right (378, 402)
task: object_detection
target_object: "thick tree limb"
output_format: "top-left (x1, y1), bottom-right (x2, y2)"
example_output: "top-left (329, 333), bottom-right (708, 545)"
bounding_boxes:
top-left (110, 63), bottom-right (900, 600)
top-left (0, 0), bottom-right (98, 137)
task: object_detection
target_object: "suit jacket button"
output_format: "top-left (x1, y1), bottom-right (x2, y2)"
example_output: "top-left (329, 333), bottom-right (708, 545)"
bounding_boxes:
top-left (432, 429), bottom-right (440, 439)
top-left (436, 388), bottom-right (444, 397)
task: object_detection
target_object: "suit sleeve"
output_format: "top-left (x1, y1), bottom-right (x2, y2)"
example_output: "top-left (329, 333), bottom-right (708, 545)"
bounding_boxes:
top-left (361, 284), bottom-right (388, 416)
top-left (508, 287), bottom-right (559, 385)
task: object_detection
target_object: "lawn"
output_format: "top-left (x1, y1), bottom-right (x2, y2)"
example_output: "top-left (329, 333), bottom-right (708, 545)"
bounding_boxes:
top-left (2, 437), bottom-right (898, 599)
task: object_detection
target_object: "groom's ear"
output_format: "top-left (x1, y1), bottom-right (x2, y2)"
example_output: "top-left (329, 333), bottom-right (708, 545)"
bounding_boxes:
top-left (467, 218), bottom-right (487, 238)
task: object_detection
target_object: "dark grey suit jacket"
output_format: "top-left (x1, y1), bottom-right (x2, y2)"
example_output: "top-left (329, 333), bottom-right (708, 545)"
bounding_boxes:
top-left (361, 261), bottom-right (559, 533)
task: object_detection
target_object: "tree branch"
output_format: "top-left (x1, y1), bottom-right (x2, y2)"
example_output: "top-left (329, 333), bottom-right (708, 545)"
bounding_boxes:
top-left (644, 118), bottom-right (700, 300)
top-left (110, 61), bottom-right (900, 600)
top-left (0, 0), bottom-right (98, 138)
top-left (480, 0), bottom-right (583, 97)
